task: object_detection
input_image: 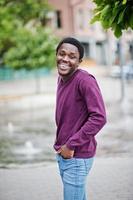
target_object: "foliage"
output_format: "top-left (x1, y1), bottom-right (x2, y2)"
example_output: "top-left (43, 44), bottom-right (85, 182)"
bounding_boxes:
top-left (91, 0), bottom-right (133, 37)
top-left (0, 0), bottom-right (58, 69)
top-left (4, 27), bottom-right (58, 69)
top-left (0, 0), bottom-right (50, 25)
top-left (0, 0), bottom-right (50, 53)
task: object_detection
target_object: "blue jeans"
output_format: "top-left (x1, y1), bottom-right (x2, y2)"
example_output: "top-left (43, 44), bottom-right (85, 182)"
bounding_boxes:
top-left (56, 154), bottom-right (94, 200)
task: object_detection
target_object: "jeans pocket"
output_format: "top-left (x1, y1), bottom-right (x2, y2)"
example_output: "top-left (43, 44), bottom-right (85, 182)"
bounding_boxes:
top-left (61, 156), bottom-right (75, 163)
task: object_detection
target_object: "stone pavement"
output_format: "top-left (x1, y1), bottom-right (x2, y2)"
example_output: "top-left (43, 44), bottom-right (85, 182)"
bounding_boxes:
top-left (0, 157), bottom-right (133, 200)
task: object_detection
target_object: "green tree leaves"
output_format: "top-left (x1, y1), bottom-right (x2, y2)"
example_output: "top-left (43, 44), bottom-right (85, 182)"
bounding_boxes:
top-left (91, 0), bottom-right (133, 37)
top-left (3, 27), bottom-right (58, 69)
top-left (0, 0), bottom-right (57, 69)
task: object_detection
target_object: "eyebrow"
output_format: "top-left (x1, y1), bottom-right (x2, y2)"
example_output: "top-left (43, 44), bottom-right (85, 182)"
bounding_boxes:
top-left (59, 49), bottom-right (77, 55)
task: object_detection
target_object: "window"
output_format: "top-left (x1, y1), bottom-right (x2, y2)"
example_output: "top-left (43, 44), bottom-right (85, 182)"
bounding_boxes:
top-left (55, 10), bottom-right (62, 28)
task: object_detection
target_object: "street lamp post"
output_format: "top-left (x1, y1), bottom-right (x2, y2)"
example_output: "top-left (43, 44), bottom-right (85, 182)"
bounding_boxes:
top-left (118, 37), bottom-right (126, 102)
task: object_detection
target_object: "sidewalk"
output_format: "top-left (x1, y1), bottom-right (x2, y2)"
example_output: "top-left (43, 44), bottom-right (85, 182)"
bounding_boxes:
top-left (0, 157), bottom-right (133, 200)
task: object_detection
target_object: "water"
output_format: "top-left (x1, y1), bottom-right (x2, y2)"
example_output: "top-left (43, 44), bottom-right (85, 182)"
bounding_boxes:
top-left (1, 98), bottom-right (133, 168)
top-left (8, 122), bottom-right (14, 136)
top-left (0, 95), bottom-right (56, 168)
top-left (0, 74), bottom-right (133, 168)
top-left (13, 140), bottom-right (42, 158)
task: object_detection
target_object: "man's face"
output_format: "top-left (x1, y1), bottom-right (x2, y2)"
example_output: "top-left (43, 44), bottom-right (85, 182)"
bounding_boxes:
top-left (56, 43), bottom-right (80, 80)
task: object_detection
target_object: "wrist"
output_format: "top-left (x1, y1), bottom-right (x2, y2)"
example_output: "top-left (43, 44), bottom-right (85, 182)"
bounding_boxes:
top-left (65, 142), bottom-right (75, 151)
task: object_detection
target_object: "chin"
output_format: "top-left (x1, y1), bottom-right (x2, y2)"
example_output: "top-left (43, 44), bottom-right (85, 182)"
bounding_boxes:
top-left (59, 73), bottom-right (68, 78)
top-left (58, 70), bottom-right (69, 76)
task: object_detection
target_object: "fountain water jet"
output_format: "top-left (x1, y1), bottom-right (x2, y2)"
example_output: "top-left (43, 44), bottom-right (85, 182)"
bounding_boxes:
top-left (13, 140), bottom-right (42, 159)
top-left (8, 122), bottom-right (14, 136)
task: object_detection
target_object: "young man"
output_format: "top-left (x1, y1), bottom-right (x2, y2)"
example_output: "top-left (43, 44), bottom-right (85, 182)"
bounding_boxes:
top-left (54, 37), bottom-right (106, 200)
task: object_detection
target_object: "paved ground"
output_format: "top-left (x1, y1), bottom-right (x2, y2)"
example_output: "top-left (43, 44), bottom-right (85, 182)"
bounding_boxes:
top-left (0, 157), bottom-right (133, 200)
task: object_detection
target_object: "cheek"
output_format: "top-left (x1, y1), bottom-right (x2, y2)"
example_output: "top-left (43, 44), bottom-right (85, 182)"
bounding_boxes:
top-left (72, 60), bottom-right (79, 67)
top-left (56, 56), bottom-right (60, 63)
top-left (57, 55), bottom-right (62, 62)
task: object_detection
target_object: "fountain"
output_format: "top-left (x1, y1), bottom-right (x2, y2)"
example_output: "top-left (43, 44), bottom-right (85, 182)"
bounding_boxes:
top-left (0, 92), bottom-right (55, 167)
top-left (8, 122), bottom-right (14, 136)
top-left (13, 140), bottom-right (42, 159)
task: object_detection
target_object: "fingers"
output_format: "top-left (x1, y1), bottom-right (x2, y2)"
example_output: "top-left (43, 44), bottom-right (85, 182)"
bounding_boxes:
top-left (57, 149), bottom-right (61, 153)
top-left (56, 145), bottom-right (74, 159)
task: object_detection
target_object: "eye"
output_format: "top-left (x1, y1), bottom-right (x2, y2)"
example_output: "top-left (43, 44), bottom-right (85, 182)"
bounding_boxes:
top-left (69, 55), bottom-right (76, 59)
top-left (59, 51), bottom-right (65, 56)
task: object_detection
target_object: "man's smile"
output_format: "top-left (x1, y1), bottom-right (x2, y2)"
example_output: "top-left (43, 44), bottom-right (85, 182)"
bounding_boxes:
top-left (58, 63), bottom-right (70, 70)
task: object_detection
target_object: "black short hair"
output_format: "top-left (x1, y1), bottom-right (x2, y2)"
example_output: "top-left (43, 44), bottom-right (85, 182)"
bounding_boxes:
top-left (56, 37), bottom-right (84, 60)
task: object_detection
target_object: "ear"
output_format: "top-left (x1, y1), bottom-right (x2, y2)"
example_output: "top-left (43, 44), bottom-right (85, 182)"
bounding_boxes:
top-left (79, 59), bottom-right (82, 63)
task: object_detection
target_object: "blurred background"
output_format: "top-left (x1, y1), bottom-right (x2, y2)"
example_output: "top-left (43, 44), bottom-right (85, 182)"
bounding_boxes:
top-left (0, 0), bottom-right (133, 168)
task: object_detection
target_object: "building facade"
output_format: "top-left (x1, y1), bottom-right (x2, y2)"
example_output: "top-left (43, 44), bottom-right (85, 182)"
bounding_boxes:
top-left (47, 0), bottom-right (133, 66)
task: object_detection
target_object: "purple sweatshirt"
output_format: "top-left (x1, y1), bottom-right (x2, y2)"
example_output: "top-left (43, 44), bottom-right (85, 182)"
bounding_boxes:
top-left (54, 69), bottom-right (106, 158)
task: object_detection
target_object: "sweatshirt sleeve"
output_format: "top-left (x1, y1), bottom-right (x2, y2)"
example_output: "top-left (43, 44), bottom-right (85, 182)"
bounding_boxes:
top-left (66, 75), bottom-right (107, 150)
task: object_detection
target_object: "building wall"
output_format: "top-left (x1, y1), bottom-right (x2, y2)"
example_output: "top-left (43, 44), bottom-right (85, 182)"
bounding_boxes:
top-left (48, 0), bottom-right (105, 38)
top-left (48, 0), bottom-right (73, 37)
top-left (48, 0), bottom-right (107, 64)
top-left (70, 0), bottom-right (107, 64)
top-left (47, 0), bottom-right (133, 66)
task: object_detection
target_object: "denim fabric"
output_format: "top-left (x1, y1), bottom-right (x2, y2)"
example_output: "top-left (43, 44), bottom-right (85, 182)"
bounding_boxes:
top-left (56, 154), bottom-right (94, 200)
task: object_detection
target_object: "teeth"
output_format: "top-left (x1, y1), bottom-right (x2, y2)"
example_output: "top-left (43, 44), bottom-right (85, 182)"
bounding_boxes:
top-left (59, 64), bottom-right (69, 69)
top-left (60, 64), bottom-right (69, 67)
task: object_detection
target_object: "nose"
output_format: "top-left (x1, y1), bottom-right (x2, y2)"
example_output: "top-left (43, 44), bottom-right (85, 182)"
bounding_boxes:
top-left (62, 55), bottom-right (69, 62)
